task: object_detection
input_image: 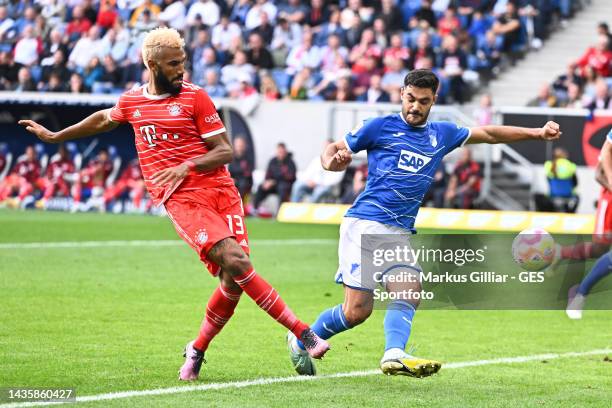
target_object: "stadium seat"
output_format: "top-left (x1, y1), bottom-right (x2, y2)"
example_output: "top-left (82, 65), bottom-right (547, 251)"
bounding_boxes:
top-left (35, 143), bottom-right (49, 175)
top-left (65, 142), bottom-right (82, 171)
top-left (0, 143), bottom-right (13, 181)
top-left (106, 145), bottom-right (122, 187)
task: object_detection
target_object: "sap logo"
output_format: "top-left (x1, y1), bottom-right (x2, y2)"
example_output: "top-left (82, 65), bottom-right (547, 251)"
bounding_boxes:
top-left (397, 150), bottom-right (431, 172)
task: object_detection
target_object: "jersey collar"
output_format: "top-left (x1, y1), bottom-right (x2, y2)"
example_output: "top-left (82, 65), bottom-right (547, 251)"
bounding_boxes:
top-left (143, 84), bottom-right (171, 100)
top-left (398, 112), bottom-right (428, 128)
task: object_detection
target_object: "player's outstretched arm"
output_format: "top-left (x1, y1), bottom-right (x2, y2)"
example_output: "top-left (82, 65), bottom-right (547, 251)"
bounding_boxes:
top-left (467, 121), bottom-right (561, 145)
top-left (18, 109), bottom-right (119, 144)
top-left (151, 132), bottom-right (233, 186)
top-left (321, 140), bottom-right (352, 172)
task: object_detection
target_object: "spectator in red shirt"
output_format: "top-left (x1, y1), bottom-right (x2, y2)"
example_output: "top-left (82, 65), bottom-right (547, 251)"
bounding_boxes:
top-left (383, 33), bottom-right (410, 72)
top-left (66, 6), bottom-right (92, 42)
top-left (445, 148), bottom-right (481, 209)
top-left (572, 34), bottom-right (612, 78)
top-left (97, 0), bottom-right (118, 31)
top-left (437, 6), bottom-right (461, 37)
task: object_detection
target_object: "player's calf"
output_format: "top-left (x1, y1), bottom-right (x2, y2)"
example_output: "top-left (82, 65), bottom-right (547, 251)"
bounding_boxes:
top-left (209, 238), bottom-right (330, 359)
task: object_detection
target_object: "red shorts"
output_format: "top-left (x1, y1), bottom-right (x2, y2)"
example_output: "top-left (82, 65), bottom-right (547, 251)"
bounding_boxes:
top-left (164, 186), bottom-right (250, 276)
top-left (594, 189), bottom-right (612, 244)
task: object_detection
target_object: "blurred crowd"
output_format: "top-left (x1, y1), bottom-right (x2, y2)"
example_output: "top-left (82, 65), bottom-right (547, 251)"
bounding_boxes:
top-left (529, 22), bottom-right (612, 109)
top-left (0, 0), bottom-right (584, 104)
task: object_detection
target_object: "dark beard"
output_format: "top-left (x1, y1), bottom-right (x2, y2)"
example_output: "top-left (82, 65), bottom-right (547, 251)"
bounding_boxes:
top-left (154, 72), bottom-right (182, 95)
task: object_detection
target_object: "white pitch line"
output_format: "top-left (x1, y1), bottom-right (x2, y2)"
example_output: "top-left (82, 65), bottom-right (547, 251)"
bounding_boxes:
top-left (1, 348), bottom-right (609, 408)
top-left (0, 239), bottom-right (337, 250)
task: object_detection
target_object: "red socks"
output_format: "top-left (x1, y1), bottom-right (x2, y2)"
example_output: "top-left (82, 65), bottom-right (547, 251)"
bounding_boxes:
top-left (193, 285), bottom-right (242, 351)
top-left (561, 243), bottom-right (594, 260)
top-left (233, 268), bottom-right (308, 338)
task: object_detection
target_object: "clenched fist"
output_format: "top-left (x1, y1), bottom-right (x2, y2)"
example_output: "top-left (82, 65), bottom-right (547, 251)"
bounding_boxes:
top-left (538, 121), bottom-right (561, 141)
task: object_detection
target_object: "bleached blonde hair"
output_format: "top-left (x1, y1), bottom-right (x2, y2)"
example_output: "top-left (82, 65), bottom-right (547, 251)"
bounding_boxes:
top-left (141, 27), bottom-right (185, 69)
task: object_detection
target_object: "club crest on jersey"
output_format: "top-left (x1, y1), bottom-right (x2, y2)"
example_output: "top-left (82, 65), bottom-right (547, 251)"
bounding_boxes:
top-left (398, 150), bottom-right (431, 173)
top-left (167, 103), bottom-right (182, 116)
top-left (195, 229), bottom-right (208, 245)
top-left (429, 132), bottom-right (438, 147)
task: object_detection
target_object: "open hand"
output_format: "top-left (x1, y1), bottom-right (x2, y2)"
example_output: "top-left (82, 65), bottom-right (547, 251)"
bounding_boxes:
top-left (151, 163), bottom-right (189, 186)
top-left (18, 119), bottom-right (58, 143)
top-left (539, 121), bottom-right (561, 141)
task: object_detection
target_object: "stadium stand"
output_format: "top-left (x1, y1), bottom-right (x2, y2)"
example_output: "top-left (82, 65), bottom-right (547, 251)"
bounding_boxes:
top-left (534, 26), bottom-right (612, 109)
top-left (0, 0), bottom-right (587, 104)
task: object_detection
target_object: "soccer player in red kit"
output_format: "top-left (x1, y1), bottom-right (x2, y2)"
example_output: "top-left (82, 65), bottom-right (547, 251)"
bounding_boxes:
top-left (72, 149), bottom-right (113, 204)
top-left (0, 145), bottom-right (44, 206)
top-left (103, 158), bottom-right (146, 209)
top-left (18, 27), bottom-right (329, 381)
top-left (37, 144), bottom-right (76, 207)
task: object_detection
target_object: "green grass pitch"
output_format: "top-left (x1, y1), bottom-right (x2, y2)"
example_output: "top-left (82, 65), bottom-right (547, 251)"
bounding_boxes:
top-left (0, 210), bottom-right (610, 407)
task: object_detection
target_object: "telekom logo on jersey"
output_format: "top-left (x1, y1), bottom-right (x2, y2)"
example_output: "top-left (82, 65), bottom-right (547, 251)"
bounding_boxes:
top-left (397, 150), bottom-right (432, 173)
top-left (140, 125), bottom-right (180, 147)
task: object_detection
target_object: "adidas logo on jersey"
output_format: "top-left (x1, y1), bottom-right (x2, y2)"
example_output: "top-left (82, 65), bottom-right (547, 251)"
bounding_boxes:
top-left (133, 109), bottom-right (141, 118)
top-left (239, 239), bottom-right (249, 247)
top-left (397, 150), bottom-right (431, 173)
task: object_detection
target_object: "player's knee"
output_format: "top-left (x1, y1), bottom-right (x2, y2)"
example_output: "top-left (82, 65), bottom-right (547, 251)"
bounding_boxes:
top-left (220, 248), bottom-right (252, 277)
top-left (219, 270), bottom-right (242, 293)
top-left (343, 304), bottom-right (372, 326)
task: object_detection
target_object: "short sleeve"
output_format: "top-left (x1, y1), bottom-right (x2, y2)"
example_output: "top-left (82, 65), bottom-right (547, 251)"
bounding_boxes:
top-left (108, 94), bottom-right (129, 123)
top-left (194, 88), bottom-right (226, 139)
top-left (344, 117), bottom-right (383, 153)
top-left (438, 121), bottom-right (471, 155)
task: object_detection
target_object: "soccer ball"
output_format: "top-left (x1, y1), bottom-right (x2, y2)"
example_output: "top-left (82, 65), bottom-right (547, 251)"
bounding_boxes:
top-left (511, 228), bottom-right (556, 271)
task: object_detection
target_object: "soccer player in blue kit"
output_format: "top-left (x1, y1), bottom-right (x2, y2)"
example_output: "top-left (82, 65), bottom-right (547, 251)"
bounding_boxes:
top-left (287, 69), bottom-right (562, 377)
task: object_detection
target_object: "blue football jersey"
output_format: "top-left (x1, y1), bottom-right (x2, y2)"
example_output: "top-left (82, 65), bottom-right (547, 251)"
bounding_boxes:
top-left (344, 113), bottom-right (471, 232)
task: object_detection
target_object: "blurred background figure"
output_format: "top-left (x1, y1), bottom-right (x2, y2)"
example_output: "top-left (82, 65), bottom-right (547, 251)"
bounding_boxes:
top-left (290, 139), bottom-right (345, 203)
top-left (535, 147), bottom-right (579, 213)
top-left (445, 147), bottom-right (481, 209)
top-left (228, 136), bottom-right (254, 209)
top-left (253, 142), bottom-right (296, 215)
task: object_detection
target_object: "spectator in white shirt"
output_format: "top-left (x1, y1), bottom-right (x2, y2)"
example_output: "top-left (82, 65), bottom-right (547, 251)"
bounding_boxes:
top-left (245, 0), bottom-right (277, 30)
top-left (212, 14), bottom-right (242, 52)
top-left (158, 0), bottom-right (187, 31)
top-left (69, 26), bottom-right (104, 71)
top-left (290, 139), bottom-right (345, 203)
top-left (285, 30), bottom-right (321, 75)
top-left (13, 25), bottom-right (41, 66)
top-left (187, 0), bottom-right (220, 28)
top-left (221, 50), bottom-right (255, 94)
top-left (271, 16), bottom-right (302, 52)
top-left (0, 6), bottom-right (15, 43)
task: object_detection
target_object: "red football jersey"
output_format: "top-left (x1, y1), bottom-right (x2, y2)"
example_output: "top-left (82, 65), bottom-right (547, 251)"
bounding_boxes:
top-left (118, 160), bottom-right (142, 182)
top-left (12, 158), bottom-right (40, 183)
top-left (108, 82), bottom-right (233, 204)
top-left (46, 157), bottom-right (75, 182)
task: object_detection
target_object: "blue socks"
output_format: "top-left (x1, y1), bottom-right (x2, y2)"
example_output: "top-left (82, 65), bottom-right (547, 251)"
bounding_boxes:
top-left (297, 304), bottom-right (351, 350)
top-left (384, 301), bottom-right (415, 351)
top-left (297, 301), bottom-right (416, 352)
top-left (578, 251), bottom-right (612, 296)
